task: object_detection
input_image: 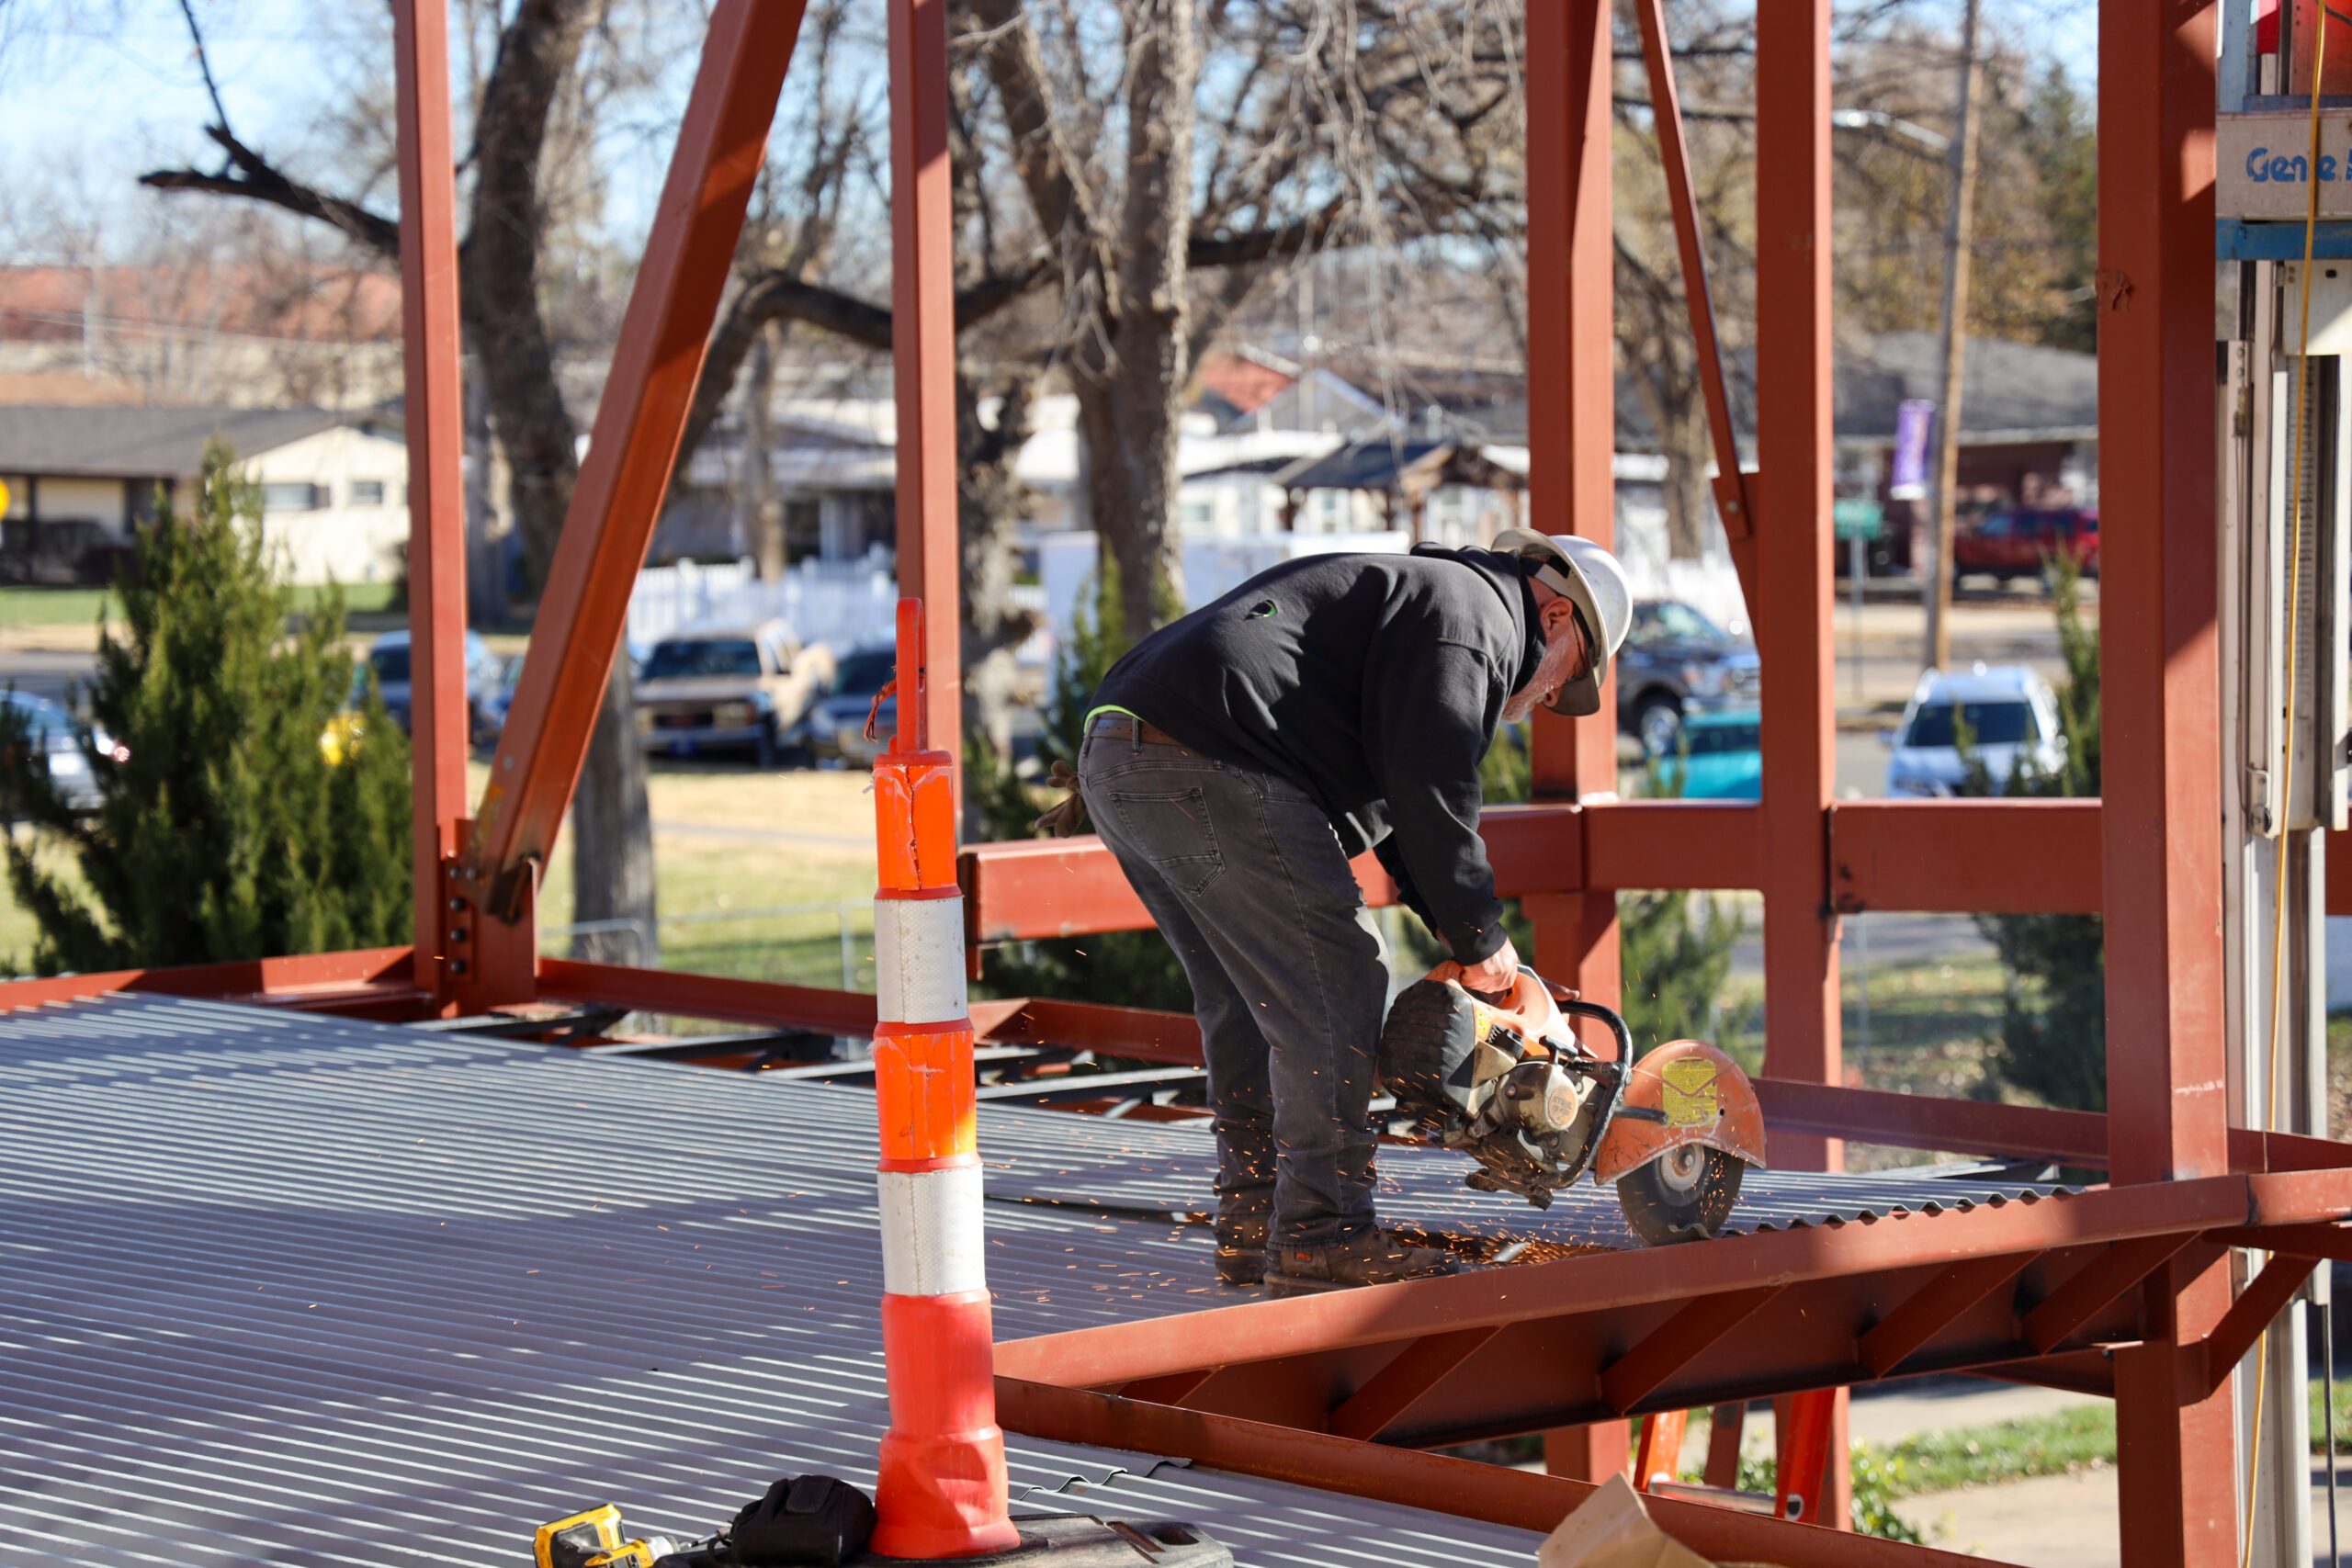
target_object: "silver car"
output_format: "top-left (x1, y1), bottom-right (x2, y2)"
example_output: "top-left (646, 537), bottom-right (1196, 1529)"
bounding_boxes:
top-left (1883, 665), bottom-right (2065, 797)
top-left (633, 619), bottom-right (834, 768)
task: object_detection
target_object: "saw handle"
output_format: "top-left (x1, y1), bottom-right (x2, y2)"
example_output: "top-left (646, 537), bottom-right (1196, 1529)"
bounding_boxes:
top-left (1560, 998), bottom-right (1635, 1063)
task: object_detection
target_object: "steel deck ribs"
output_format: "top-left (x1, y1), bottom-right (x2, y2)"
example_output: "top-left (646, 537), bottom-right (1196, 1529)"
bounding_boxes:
top-left (0, 994), bottom-right (1552, 1568)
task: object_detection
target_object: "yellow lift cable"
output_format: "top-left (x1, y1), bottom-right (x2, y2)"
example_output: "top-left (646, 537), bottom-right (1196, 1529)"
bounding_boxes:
top-left (2245, 19), bottom-right (2330, 1565)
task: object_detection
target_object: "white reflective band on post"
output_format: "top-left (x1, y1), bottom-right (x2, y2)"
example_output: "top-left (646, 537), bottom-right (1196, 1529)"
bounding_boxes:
top-left (876, 1165), bottom-right (988, 1296)
top-left (874, 895), bottom-right (969, 1024)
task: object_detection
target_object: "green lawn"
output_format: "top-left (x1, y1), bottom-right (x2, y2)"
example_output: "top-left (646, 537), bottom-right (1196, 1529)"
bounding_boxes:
top-left (2313, 1373), bottom-right (2352, 1451)
top-left (0, 583), bottom-right (396, 631)
top-left (0, 766), bottom-right (881, 987)
top-left (1674, 1403), bottom-right (2117, 1500)
top-left (1867, 1405), bottom-right (2116, 1491)
top-left (0, 588), bottom-right (117, 626)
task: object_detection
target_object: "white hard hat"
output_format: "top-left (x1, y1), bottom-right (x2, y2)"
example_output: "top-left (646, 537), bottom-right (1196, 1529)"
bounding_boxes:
top-left (1490, 528), bottom-right (1634, 717)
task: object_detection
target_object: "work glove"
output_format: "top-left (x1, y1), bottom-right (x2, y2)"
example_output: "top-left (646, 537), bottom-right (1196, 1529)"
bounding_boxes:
top-left (1030, 760), bottom-right (1091, 838)
top-left (722, 1474), bottom-right (876, 1566)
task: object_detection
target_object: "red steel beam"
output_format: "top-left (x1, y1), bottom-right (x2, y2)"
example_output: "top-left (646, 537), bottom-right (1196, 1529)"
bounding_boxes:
top-left (994, 1380), bottom-right (2013, 1568)
top-left (1754, 1077), bottom-right (2352, 1174)
top-left (888, 0), bottom-right (961, 784)
top-left (1580, 801), bottom-right (1764, 891)
top-left (2097, 0), bottom-right (2231, 1549)
top-left (963, 797), bottom-right (2135, 944)
top-left (392, 0), bottom-right (468, 1010)
top-left (2203, 1222), bottom-right (2352, 1258)
top-left (994, 1172), bottom-right (2335, 1393)
top-left (972, 997), bottom-right (1205, 1065)
top-left (960, 810), bottom-right (1581, 943)
top-left (1751, 1077), bottom-right (2108, 1166)
top-left (462, 0), bottom-right (811, 940)
top-left (537, 957), bottom-right (877, 1034)
top-left (1829, 801), bottom-right (2103, 915)
top-left (2236, 1128), bottom-right (2352, 1173)
top-left (0, 949), bottom-right (420, 1014)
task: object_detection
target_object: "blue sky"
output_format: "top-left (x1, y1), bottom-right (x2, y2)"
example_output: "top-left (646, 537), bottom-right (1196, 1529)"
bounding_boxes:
top-left (0, 0), bottom-right (2099, 263)
top-left (2, 1), bottom-right (357, 237)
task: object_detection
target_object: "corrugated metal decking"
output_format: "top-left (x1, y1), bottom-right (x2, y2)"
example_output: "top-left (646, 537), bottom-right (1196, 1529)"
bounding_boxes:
top-left (978, 1107), bottom-right (2079, 1251)
top-left (0, 995), bottom-right (1548, 1567)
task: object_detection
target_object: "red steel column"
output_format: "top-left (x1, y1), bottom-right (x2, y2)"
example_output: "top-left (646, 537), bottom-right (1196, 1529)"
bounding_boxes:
top-left (2099, 0), bottom-right (2233, 1553)
top-left (1755, 0), bottom-right (1849, 1528)
top-left (1754, 0), bottom-right (1841, 1176)
top-left (393, 0), bottom-right (468, 1007)
top-left (1523, 0), bottom-right (1621, 1015)
top-left (888, 0), bottom-right (963, 781)
top-left (1527, 0), bottom-right (1628, 1485)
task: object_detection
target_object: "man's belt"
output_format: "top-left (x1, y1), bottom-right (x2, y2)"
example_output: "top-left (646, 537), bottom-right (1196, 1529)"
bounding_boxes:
top-left (1087, 713), bottom-right (1182, 748)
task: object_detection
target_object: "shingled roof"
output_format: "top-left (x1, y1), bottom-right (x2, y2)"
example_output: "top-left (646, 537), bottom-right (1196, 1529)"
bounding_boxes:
top-left (0, 405), bottom-right (393, 479)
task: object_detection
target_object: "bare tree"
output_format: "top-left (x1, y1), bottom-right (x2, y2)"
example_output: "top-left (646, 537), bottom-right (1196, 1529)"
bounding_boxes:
top-left (140, 0), bottom-right (663, 964)
top-left (686, 0), bottom-right (1524, 677)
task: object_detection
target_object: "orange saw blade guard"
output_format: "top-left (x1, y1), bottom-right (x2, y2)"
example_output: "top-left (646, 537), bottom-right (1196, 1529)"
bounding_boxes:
top-left (1590, 1039), bottom-right (1767, 1183)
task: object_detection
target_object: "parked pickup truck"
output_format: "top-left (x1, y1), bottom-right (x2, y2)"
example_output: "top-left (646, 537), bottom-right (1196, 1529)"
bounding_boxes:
top-left (1953, 506), bottom-right (2098, 584)
top-left (633, 619), bottom-right (834, 767)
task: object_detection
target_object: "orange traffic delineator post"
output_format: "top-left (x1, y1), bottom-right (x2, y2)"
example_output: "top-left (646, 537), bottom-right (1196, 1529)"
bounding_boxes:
top-left (867, 597), bottom-right (1023, 1560)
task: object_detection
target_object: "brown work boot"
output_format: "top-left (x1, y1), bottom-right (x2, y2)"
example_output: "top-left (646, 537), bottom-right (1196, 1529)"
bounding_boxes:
top-left (1262, 1228), bottom-right (1463, 1297)
top-left (1215, 1212), bottom-right (1269, 1286)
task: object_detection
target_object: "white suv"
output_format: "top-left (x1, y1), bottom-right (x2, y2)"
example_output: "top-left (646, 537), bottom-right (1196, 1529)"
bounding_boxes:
top-left (1883, 665), bottom-right (2065, 797)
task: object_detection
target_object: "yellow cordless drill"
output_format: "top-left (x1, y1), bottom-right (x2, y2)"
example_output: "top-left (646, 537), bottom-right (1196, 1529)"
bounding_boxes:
top-left (533, 1505), bottom-right (686, 1568)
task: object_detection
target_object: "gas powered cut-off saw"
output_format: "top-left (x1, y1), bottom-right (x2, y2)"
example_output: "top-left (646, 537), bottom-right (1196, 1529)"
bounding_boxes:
top-left (1376, 965), bottom-right (1767, 1246)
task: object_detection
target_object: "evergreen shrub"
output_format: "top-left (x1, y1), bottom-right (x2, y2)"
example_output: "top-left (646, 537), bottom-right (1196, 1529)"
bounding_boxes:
top-left (0, 443), bottom-right (412, 973)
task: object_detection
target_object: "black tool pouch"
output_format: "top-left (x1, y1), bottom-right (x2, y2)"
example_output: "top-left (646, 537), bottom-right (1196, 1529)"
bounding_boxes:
top-left (721, 1474), bottom-right (877, 1567)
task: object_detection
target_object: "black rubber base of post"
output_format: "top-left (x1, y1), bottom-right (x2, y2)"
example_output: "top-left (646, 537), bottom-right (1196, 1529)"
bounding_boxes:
top-left (854, 1514), bottom-right (1231, 1566)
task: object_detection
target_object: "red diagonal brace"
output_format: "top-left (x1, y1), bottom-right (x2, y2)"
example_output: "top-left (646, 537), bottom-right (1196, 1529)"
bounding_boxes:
top-left (2184, 1251), bottom-right (2320, 1401)
top-left (1115, 1369), bottom-right (1219, 1407)
top-left (1599, 1285), bottom-right (1784, 1414)
top-left (1858, 1253), bottom-right (2038, 1377)
top-left (2022, 1233), bottom-right (2199, 1353)
top-left (464, 0), bottom-right (812, 935)
top-left (1328, 1326), bottom-right (1501, 1442)
top-left (1631, 0), bottom-right (1757, 607)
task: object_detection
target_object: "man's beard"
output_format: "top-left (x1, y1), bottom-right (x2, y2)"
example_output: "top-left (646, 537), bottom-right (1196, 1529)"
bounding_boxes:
top-left (1502, 626), bottom-right (1582, 724)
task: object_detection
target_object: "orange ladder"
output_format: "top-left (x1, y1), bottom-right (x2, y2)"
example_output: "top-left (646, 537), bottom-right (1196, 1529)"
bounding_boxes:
top-left (1631, 1388), bottom-right (1845, 1528)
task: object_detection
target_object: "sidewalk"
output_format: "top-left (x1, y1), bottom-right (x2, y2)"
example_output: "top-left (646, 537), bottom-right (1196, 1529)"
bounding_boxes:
top-left (1826, 591), bottom-right (2092, 714)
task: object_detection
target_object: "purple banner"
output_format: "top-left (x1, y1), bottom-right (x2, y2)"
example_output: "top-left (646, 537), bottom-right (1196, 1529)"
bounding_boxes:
top-left (1889, 399), bottom-right (1936, 499)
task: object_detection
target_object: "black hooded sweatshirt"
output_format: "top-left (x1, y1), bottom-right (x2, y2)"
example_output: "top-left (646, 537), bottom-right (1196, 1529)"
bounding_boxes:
top-left (1091, 543), bottom-right (1544, 964)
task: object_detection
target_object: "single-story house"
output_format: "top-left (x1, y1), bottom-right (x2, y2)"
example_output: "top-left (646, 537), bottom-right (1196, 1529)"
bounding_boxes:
top-left (0, 406), bottom-right (410, 586)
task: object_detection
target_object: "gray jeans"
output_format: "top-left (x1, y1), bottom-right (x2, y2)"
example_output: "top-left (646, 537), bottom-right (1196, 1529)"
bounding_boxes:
top-left (1078, 727), bottom-right (1386, 1248)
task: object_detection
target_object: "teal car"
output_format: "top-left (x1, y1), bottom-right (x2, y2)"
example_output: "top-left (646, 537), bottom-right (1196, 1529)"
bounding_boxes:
top-left (1652, 707), bottom-right (1761, 799)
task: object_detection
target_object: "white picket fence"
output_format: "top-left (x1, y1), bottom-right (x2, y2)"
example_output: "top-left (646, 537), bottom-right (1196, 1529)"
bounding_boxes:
top-left (628, 556), bottom-right (901, 653)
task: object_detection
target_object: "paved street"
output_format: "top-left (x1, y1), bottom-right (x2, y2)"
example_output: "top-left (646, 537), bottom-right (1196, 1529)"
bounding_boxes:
top-left (0, 646), bottom-right (94, 706)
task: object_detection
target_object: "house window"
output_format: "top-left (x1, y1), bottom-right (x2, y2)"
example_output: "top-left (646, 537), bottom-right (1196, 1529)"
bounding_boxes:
top-left (349, 479), bottom-right (387, 506)
top-left (261, 482), bottom-right (324, 513)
